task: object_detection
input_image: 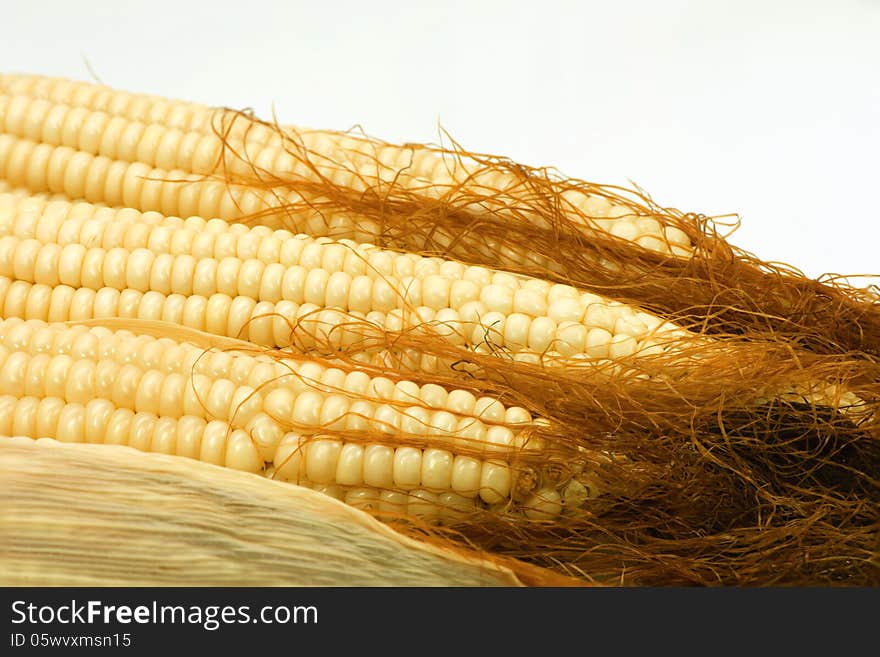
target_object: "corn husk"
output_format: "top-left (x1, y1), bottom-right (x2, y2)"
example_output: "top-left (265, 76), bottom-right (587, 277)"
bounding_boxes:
top-left (0, 437), bottom-right (523, 586)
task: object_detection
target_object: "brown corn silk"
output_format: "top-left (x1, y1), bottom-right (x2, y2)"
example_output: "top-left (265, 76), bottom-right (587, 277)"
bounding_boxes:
top-left (311, 323), bottom-right (879, 585)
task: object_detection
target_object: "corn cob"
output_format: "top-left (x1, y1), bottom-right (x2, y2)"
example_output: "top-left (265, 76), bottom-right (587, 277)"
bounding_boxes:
top-left (260, 127), bottom-right (694, 256)
top-left (0, 317), bottom-right (534, 428)
top-left (0, 75), bottom-right (693, 259)
top-left (0, 132), bottom-right (382, 240)
top-left (0, 317), bottom-right (575, 519)
top-left (0, 75), bottom-right (220, 130)
top-left (0, 191), bottom-right (690, 365)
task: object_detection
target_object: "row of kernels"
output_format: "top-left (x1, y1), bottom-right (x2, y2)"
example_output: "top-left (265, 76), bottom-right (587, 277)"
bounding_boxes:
top-left (0, 94), bottom-right (228, 175)
top-left (0, 395), bottom-right (262, 472)
top-left (32, 75), bottom-right (272, 141)
top-left (8, 314), bottom-right (529, 429)
top-left (364, 151), bottom-right (692, 262)
top-left (0, 232), bottom-right (396, 318)
top-left (560, 189), bottom-right (693, 255)
top-left (608, 214), bottom-right (693, 256)
top-left (386, 298), bottom-right (666, 361)
top-left (0, 91), bottom-right (422, 204)
top-left (21, 196), bottom-right (132, 221)
top-left (0, 75), bottom-right (218, 135)
top-left (2, 75), bottom-right (693, 259)
top-left (0, 234), bottom-right (662, 361)
top-left (9, 278), bottom-right (337, 351)
top-left (0, 87), bottom-right (537, 247)
top-left (0, 193), bottom-right (669, 328)
top-left (0, 186), bottom-right (74, 207)
top-left (0, 204), bottom-right (178, 250)
top-left (347, 347), bottom-right (444, 375)
top-left (0, 193), bottom-right (291, 256)
top-left (429, 302), bottom-right (646, 359)
top-left (262, 381), bottom-right (519, 448)
top-left (0, 344), bottom-right (262, 428)
top-left (0, 318), bottom-right (285, 392)
top-left (0, 241), bottom-right (684, 366)
top-left (0, 134), bottom-right (237, 217)
top-left (347, 488), bottom-right (479, 525)
top-left (286, 462), bottom-right (564, 522)
top-left (0, 319), bottom-right (422, 458)
top-left (272, 433), bottom-right (514, 504)
top-left (559, 188), bottom-right (618, 218)
top-left (15, 319), bottom-right (328, 404)
top-left (0, 278), bottom-right (245, 342)
top-left (0, 135), bottom-right (356, 235)
top-left (295, 479), bottom-right (482, 525)
top-left (0, 191), bottom-right (687, 357)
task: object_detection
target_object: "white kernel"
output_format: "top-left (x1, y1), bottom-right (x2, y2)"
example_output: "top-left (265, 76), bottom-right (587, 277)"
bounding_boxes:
top-left (479, 284), bottom-right (514, 314)
top-left (292, 390), bottom-right (324, 426)
top-left (225, 430), bottom-right (262, 473)
top-left (609, 333), bottom-right (637, 359)
top-left (378, 490), bottom-right (409, 514)
top-left (523, 488), bottom-right (563, 520)
top-left (336, 442), bottom-right (365, 486)
top-left (437, 491), bottom-right (476, 524)
top-left (555, 321), bottom-right (588, 356)
top-left (305, 438), bottom-right (342, 484)
top-left (513, 288), bottom-right (548, 317)
top-left (421, 448), bottom-right (454, 490)
top-left (527, 316), bottom-right (557, 353)
top-left (273, 433), bottom-right (305, 482)
top-left (451, 455), bottom-right (481, 497)
top-left (479, 461), bottom-right (512, 504)
top-left (585, 327), bottom-right (613, 359)
top-left (364, 445), bottom-right (395, 488)
top-left (547, 297), bottom-right (582, 323)
top-left (344, 487), bottom-right (379, 511)
top-left (419, 383), bottom-right (447, 409)
top-left (664, 225), bottom-right (691, 247)
top-left (393, 447), bottom-right (422, 488)
top-left (406, 489), bottom-right (439, 522)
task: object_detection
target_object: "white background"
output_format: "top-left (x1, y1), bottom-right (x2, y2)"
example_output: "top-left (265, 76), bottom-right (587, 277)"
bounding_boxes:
top-left (2, 0), bottom-right (878, 286)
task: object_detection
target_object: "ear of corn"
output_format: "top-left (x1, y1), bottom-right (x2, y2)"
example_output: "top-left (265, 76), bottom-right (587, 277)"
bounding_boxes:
top-left (0, 316), bottom-right (579, 519)
top-left (0, 133), bottom-right (378, 238)
top-left (0, 190), bottom-right (690, 366)
top-left (0, 74), bottom-right (694, 260)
